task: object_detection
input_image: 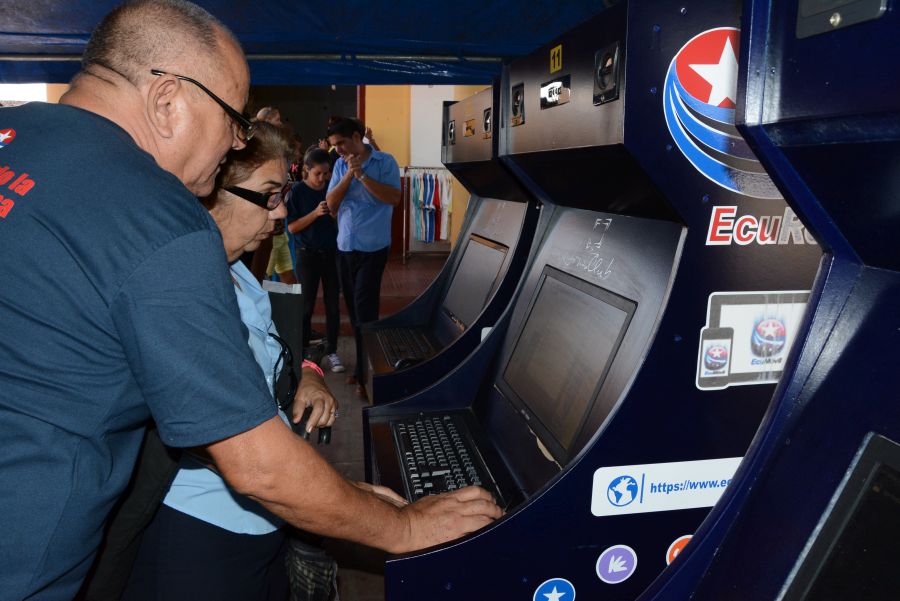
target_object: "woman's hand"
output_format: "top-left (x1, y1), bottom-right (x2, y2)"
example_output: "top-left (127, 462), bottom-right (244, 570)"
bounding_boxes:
top-left (291, 369), bottom-right (338, 433)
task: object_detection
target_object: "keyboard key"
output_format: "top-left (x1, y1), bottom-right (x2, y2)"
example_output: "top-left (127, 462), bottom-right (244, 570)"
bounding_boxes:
top-left (392, 414), bottom-right (500, 505)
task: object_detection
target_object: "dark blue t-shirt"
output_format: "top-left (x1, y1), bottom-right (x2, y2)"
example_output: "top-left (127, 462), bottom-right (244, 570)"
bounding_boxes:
top-left (286, 180), bottom-right (338, 251)
top-left (0, 103), bottom-right (276, 600)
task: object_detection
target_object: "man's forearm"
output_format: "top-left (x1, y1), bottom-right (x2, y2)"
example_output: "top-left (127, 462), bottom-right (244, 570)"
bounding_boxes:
top-left (361, 177), bottom-right (401, 206)
top-left (209, 417), bottom-right (412, 552)
top-left (326, 175), bottom-right (351, 213)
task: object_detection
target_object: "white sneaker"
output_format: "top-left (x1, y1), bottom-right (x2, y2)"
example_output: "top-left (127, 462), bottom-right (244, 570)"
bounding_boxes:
top-left (327, 353), bottom-right (346, 373)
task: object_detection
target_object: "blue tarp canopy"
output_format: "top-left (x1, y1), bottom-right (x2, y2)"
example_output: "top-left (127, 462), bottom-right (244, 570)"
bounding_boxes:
top-left (0, 1), bottom-right (609, 85)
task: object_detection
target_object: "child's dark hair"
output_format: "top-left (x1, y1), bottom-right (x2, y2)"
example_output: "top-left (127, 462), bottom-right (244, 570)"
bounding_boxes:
top-left (303, 147), bottom-right (331, 169)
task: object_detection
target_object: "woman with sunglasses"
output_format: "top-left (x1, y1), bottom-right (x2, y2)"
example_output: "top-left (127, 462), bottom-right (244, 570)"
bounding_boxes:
top-left (120, 122), bottom-right (354, 600)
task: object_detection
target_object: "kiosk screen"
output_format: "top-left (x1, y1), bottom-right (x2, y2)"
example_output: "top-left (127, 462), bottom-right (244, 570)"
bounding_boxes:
top-left (783, 434), bottom-right (900, 600)
top-left (442, 235), bottom-right (508, 328)
top-left (503, 266), bottom-right (635, 462)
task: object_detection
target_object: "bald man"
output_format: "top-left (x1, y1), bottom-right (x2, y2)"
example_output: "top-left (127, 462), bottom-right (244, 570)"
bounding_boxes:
top-left (0, 1), bottom-right (500, 599)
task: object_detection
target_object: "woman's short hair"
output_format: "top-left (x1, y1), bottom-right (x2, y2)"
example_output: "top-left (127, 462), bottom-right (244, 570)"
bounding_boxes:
top-left (202, 121), bottom-right (291, 208)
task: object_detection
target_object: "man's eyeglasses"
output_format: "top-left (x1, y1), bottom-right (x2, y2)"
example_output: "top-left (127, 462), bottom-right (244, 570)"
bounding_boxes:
top-left (150, 69), bottom-right (255, 142)
top-left (269, 333), bottom-right (297, 412)
top-left (225, 186), bottom-right (284, 210)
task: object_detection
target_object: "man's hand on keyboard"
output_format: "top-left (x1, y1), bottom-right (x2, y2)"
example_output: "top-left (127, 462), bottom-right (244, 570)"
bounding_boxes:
top-left (397, 486), bottom-right (503, 551)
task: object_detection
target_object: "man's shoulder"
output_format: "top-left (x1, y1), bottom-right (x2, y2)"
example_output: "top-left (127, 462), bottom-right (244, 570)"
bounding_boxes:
top-left (370, 148), bottom-right (398, 164)
top-left (368, 149), bottom-right (400, 186)
top-left (11, 101), bottom-right (139, 151)
top-left (7, 102), bottom-right (179, 188)
top-left (5, 101), bottom-right (201, 215)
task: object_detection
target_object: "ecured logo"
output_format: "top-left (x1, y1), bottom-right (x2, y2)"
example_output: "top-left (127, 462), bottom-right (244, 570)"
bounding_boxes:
top-left (705, 205), bottom-right (816, 246)
top-left (0, 128), bottom-right (16, 149)
top-left (751, 318), bottom-right (787, 357)
top-left (703, 345), bottom-right (729, 371)
top-left (663, 28), bottom-right (780, 199)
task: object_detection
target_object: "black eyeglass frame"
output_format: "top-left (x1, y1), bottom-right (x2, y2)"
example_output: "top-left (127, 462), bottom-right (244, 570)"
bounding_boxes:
top-left (225, 185), bottom-right (284, 210)
top-left (150, 68), bottom-right (255, 141)
top-left (268, 332), bottom-right (297, 412)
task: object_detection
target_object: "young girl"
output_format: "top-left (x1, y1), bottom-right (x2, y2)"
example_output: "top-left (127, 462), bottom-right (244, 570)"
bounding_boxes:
top-left (287, 148), bottom-right (344, 373)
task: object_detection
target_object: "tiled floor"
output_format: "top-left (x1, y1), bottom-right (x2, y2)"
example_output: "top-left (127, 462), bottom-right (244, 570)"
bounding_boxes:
top-left (313, 253), bottom-right (448, 335)
top-left (309, 253), bottom-right (446, 600)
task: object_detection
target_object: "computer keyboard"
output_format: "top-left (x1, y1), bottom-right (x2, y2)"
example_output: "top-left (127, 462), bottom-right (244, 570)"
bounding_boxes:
top-left (378, 327), bottom-right (434, 367)
top-left (391, 414), bottom-right (504, 506)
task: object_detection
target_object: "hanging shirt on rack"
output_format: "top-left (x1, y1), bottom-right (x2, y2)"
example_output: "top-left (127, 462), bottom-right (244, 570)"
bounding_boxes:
top-left (433, 172), bottom-right (442, 243)
top-left (404, 167), bottom-right (452, 245)
top-left (408, 170), bottom-right (420, 242)
top-left (417, 171), bottom-right (425, 242)
top-left (423, 172), bottom-right (433, 243)
top-left (432, 172), bottom-right (439, 243)
top-left (441, 173), bottom-right (453, 240)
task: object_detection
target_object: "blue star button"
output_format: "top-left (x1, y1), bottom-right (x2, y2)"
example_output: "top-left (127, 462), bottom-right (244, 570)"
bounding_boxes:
top-left (533, 577), bottom-right (576, 601)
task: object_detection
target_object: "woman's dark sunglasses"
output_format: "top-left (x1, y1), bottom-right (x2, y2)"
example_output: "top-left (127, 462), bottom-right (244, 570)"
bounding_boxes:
top-left (268, 333), bottom-right (297, 412)
top-left (226, 186), bottom-right (284, 210)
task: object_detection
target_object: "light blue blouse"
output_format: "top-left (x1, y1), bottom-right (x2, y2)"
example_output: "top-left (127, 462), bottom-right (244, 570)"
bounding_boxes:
top-left (162, 260), bottom-right (290, 534)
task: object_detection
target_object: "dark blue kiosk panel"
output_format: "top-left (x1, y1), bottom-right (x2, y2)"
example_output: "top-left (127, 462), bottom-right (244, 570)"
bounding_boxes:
top-left (362, 86), bottom-right (540, 404)
top-left (366, 1), bottom-right (827, 598)
top-left (639, 1), bottom-right (900, 600)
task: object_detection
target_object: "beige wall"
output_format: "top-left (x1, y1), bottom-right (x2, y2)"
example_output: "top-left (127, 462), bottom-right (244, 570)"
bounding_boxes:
top-left (454, 85), bottom-right (489, 99)
top-left (367, 84), bottom-right (491, 251)
top-left (364, 86), bottom-right (410, 167)
top-left (46, 84), bottom-right (69, 103)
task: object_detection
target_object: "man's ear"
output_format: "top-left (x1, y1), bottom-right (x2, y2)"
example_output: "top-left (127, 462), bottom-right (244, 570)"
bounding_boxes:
top-left (146, 75), bottom-right (182, 139)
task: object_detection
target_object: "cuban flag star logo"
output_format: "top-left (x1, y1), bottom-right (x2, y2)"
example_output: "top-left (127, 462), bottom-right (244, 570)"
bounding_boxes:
top-left (0, 128), bottom-right (16, 149)
top-left (663, 28), bottom-right (781, 199)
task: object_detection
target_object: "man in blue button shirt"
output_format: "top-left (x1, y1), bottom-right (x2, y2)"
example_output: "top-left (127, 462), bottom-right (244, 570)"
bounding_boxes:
top-left (326, 117), bottom-right (401, 398)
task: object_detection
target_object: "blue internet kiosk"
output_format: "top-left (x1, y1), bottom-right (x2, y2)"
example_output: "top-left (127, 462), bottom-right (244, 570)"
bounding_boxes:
top-left (364, 1), bottom-right (828, 599)
top-left (362, 86), bottom-right (540, 404)
top-left (640, 1), bottom-right (900, 600)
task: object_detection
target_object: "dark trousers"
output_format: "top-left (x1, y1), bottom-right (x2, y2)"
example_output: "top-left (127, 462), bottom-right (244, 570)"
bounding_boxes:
top-left (77, 427), bottom-right (181, 601)
top-left (296, 248), bottom-right (340, 354)
top-left (122, 505), bottom-right (288, 601)
top-left (338, 247), bottom-right (389, 380)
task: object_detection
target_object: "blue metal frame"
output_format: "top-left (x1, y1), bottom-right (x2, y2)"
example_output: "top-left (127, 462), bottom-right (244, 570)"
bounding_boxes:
top-left (374, 1), bottom-right (830, 598)
top-left (641, 1), bottom-right (900, 598)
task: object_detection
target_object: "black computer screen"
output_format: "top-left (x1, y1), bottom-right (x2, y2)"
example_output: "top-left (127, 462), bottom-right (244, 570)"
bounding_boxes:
top-left (442, 235), bottom-right (508, 328)
top-left (805, 463), bottom-right (900, 599)
top-left (502, 266), bottom-right (636, 462)
top-left (783, 434), bottom-right (900, 601)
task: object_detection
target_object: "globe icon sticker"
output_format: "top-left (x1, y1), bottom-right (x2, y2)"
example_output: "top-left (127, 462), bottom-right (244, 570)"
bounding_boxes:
top-left (607, 475), bottom-right (639, 507)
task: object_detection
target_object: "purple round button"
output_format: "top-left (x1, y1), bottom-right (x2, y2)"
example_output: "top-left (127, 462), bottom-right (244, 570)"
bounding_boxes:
top-left (596, 544), bottom-right (638, 584)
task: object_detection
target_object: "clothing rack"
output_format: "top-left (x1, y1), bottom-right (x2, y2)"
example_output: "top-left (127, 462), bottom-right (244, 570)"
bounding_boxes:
top-left (401, 166), bottom-right (452, 264)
